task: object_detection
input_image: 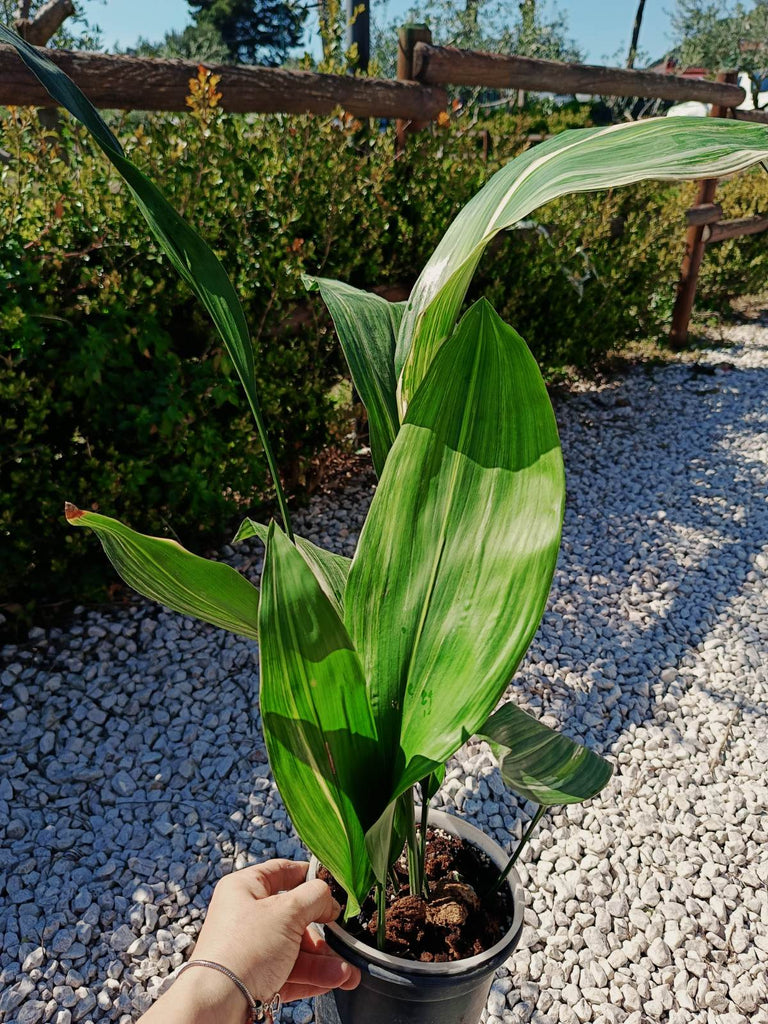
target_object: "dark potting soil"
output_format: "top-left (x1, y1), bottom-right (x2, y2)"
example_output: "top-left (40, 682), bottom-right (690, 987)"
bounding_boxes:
top-left (318, 827), bottom-right (515, 962)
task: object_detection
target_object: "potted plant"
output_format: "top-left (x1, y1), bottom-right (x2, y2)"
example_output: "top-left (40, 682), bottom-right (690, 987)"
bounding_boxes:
top-left (6, 23), bottom-right (768, 1024)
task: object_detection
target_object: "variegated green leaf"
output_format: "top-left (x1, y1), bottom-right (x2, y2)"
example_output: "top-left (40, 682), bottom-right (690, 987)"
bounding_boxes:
top-left (478, 701), bottom-right (613, 806)
top-left (397, 117), bottom-right (768, 413)
top-left (233, 518), bottom-right (350, 618)
top-left (64, 504), bottom-right (259, 639)
top-left (346, 299), bottom-right (565, 801)
top-left (259, 524), bottom-right (385, 914)
top-left (303, 275), bottom-right (403, 475)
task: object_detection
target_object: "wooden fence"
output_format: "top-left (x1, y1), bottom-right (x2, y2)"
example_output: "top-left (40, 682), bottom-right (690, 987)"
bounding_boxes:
top-left (0, 32), bottom-right (749, 117)
top-left (666, 71), bottom-right (768, 346)
top-left (2, 25), bottom-right (767, 346)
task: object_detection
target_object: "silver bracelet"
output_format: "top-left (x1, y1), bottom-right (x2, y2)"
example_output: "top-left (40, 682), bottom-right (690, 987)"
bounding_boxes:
top-left (176, 958), bottom-right (281, 1023)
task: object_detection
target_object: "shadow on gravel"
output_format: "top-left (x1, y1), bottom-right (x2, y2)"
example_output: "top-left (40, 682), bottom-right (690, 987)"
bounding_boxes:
top-left (520, 336), bottom-right (768, 758)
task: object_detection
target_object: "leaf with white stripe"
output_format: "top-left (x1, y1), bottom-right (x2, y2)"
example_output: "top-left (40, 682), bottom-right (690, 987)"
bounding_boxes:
top-left (346, 299), bottom-right (565, 800)
top-left (397, 117), bottom-right (768, 412)
top-left (65, 504), bottom-right (259, 639)
top-left (478, 702), bottom-right (613, 806)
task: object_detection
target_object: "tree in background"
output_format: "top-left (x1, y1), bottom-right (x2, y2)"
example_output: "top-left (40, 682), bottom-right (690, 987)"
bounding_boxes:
top-left (626, 0), bottom-right (647, 68)
top-left (671, 0), bottom-right (768, 105)
top-left (513, 0), bottom-right (580, 62)
top-left (128, 21), bottom-right (230, 62)
top-left (186, 0), bottom-right (307, 65)
top-left (370, 0), bottom-right (581, 78)
top-left (3, 0), bottom-right (102, 48)
top-left (314, 0), bottom-right (347, 72)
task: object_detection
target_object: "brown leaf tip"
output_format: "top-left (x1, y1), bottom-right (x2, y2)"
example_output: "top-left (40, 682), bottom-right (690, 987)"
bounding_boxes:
top-left (64, 502), bottom-right (84, 521)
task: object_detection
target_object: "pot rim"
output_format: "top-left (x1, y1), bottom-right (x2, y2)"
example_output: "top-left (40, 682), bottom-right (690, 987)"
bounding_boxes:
top-left (309, 808), bottom-right (525, 976)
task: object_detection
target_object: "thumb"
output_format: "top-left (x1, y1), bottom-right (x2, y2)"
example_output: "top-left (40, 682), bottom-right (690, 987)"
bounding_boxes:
top-left (284, 878), bottom-right (343, 927)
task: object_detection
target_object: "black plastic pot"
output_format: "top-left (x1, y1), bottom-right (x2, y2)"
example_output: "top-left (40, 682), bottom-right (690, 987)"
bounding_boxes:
top-left (310, 809), bottom-right (524, 1024)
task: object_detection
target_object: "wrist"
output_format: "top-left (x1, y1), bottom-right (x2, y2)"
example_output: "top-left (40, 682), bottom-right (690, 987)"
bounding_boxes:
top-left (165, 966), bottom-right (250, 1024)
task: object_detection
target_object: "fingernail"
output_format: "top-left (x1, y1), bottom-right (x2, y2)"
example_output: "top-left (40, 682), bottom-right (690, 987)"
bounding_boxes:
top-left (339, 962), bottom-right (350, 978)
top-left (331, 899), bottom-right (342, 918)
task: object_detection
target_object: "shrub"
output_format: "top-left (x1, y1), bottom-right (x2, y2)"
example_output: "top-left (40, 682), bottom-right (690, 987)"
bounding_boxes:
top-left (2, 92), bottom-right (768, 626)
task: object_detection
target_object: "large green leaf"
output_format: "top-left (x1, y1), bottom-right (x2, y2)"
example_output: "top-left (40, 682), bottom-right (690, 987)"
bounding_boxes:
top-left (233, 518), bottom-right (350, 618)
top-left (303, 276), bottom-right (404, 476)
top-left (259, 524), bottom-right (386, 914)
top-left (64, 504), bottom-right (260, 639)
top-left (1, 25), bottom-right (291, 535)
top-left (346, 299), bottom-right (565, 801)
top-left (397, 117), bottom-right (768, 412)
top-left (478, 702), bottom-right (613, 806)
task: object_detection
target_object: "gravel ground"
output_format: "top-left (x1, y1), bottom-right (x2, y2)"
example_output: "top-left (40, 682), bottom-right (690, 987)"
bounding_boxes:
top-left (2, 317), bottom-right (768, 1024)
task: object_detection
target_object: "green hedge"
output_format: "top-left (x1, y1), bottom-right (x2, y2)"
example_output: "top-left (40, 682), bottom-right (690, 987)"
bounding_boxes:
top-left (3, 96), bottom-right (768, 626)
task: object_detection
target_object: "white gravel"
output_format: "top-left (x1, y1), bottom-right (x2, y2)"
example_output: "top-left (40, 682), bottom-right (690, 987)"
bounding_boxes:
top-left (2, 318), bottom-right (768, 1024)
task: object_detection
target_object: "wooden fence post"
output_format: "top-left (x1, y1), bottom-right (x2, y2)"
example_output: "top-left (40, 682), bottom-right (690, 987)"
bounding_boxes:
top-left (396, 23), bottom-right (432, 153)
top-left (669, 70), bottom-right (739, 349)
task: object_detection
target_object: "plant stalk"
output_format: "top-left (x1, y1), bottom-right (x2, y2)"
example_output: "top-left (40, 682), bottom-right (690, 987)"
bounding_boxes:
top-left (486, 804), bottom-right (546, 898)
top-left (404, 787), bottom-right (422, 897)
top-left (242, 388), bottom-right (294, 542)
top-left (376, 881), bottom-right (387, 951)
top-left (419, 782), bottom-right (430, 897)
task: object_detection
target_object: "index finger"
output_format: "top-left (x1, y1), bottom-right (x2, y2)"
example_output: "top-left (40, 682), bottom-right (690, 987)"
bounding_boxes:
top-left (240, 859), bottom-right (310, 898)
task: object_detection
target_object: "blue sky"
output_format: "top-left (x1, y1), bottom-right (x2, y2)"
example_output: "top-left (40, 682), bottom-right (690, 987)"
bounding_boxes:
top-left (83, 0), bottom-right (675, 65)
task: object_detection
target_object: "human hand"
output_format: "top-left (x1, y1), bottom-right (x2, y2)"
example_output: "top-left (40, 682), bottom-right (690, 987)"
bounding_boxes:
top-left (191, 858), bottom-right (360, 1003)
top-left (138, 859), bottom-right (360, 1024)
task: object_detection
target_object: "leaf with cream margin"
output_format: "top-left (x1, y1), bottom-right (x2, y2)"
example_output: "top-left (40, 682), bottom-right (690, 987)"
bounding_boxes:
top-left (397, 117), bottom-right (768, 413)
top-left (478, 701), bottom-right (613, 806)
top-left (346, 299), bottom-right (565, 805)
top-left (65, 504), bottom-right (259, 639)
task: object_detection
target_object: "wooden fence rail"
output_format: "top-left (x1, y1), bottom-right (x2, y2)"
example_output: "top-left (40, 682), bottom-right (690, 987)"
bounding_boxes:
top-left (0, 45), bottom-right (447, 121)
top-left (0, 39), bottom-right (750, 117)
top-left (685, 203), bottom-right (723, 226)
top-left (733, 107), bottom-right (768, 124)
top-left (412, 43), bottom-right (748, 107)
top-left (705, 214), bottom-right (768, 243)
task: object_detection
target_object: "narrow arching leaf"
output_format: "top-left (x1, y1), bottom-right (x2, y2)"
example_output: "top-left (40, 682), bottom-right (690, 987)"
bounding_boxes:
top-left (397, 117), bottom-right (768, 412)
top-left (234, 518), bottom-right (350, 618)
top-left (1, 25), bottom-right (291, 535)
top-left (346, 299), bottom-right (565, 801)
top-left (303, 276), bottom-right (403, 475)
top-left (478, 702), bottom-right (613, 806)
top-left (64, 504), bottom-right (259, 639)
top-left (259, 524), bottom-right (385, 914)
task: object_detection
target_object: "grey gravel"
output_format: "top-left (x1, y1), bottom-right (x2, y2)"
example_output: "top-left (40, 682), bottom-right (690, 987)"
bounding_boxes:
top-left (3, 320), bottom-right (768, 1023)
